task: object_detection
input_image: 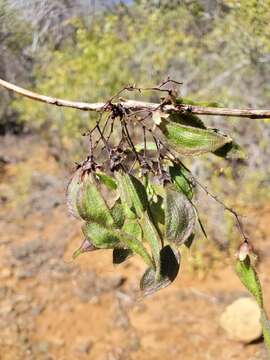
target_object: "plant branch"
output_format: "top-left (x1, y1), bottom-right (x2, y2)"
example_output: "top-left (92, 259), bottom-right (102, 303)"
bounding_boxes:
top-left (1, 78), bottom-right (270, 119)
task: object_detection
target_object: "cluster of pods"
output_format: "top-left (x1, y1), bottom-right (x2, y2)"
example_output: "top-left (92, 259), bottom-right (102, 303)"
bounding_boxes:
top-left (66, 109), bottom-right (243, 295)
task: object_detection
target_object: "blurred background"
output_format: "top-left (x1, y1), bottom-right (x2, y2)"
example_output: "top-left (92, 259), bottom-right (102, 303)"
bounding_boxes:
top-left (0, 0), bottom-right (270, 359)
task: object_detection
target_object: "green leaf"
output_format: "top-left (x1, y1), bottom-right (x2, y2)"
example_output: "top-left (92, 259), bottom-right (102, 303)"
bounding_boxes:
top-left (236, 256), bottom-right (270, 355)
top-left (140, 245), bottom-right (180, 296)
top-left (76, 173), bottom-right (114, 227)
top-left (113, 248), bottom-right (133, 264)
top-left (165, 186), bottom-right (196, 246)
top-left (122, 205), bottom-right (138, 220)
top-left (235, 256), bottom-right (263, 308)
top-left (169, 163), bottom-right (194, 200)
top-left (158, 120), bottom-right (232, 156)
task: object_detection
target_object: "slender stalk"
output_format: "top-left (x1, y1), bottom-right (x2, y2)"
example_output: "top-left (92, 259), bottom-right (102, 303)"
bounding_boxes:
top-left (1, 78), bottom-right (270, 119)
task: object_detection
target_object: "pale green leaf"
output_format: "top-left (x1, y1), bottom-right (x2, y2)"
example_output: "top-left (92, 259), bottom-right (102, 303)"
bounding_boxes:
top-left (148, 194), bottom-right (165, 234)
top-left (118, 228), bottom-right (153, 267)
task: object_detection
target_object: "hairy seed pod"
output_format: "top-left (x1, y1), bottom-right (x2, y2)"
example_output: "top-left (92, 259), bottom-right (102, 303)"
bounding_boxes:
top-left (148, 194), bottom-right (165, 235)
top-left (82, 222), bottom-right (153, 267)
top-left (119, 228), bottom-right (153, 267)
top-left (164, 185), bottom-right (196, 246)
top-left (82, 222), bottom-right (120, 249)
top-left (115, 171), bottom-right (148, 218)
top-left (140, 213), bottom-right (162, 278)
top-left (76, 173), bottom-right (115, 227)
top-left (110, 199), bottom-right (125, 228)
top-left (158, 118), bottom-right (232, 156)
top-left (140, 245), bottom-right (180, 296)
top-left (115, 171), bottom-right (162, 273)
top-left (66, 168), bottom-right (82, 219)
top-left (122, 218), bottom-right (142, 242)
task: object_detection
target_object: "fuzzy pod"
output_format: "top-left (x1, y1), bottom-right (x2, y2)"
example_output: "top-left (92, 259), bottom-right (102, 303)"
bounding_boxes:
top-left (164, 185), bottom-right (196, 246)
top-left (82, 222), bottom-right (153, 267)
top-left (158, 119), bottom-right (232, 156)
top-left (140, 245), bottom-right (180, 296)
top-left (76, 173), bottom-right (115, 227)
top-left (66, 168), bottom-right (82, 219)
top-left (110, 199), bottom-right (126, 229)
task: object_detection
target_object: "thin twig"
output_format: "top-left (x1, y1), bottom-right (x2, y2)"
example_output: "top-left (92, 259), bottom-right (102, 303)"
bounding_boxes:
top-left (177, 159), bottom-right (248, 241)
top-left (96, 124), bottom-right (111, 155)
top-left (198, 182), bottom-right (248, 241)
top-left (125, 78), bottom-right (182, 93)
top-left (143, 125), bottom-right (147, 159)
top-left (93, 113), bottom-right (112, 149)
top-left (1, 78), bottom-right (270, 119)
top-left (121, 119), bottom-right (141, 165)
